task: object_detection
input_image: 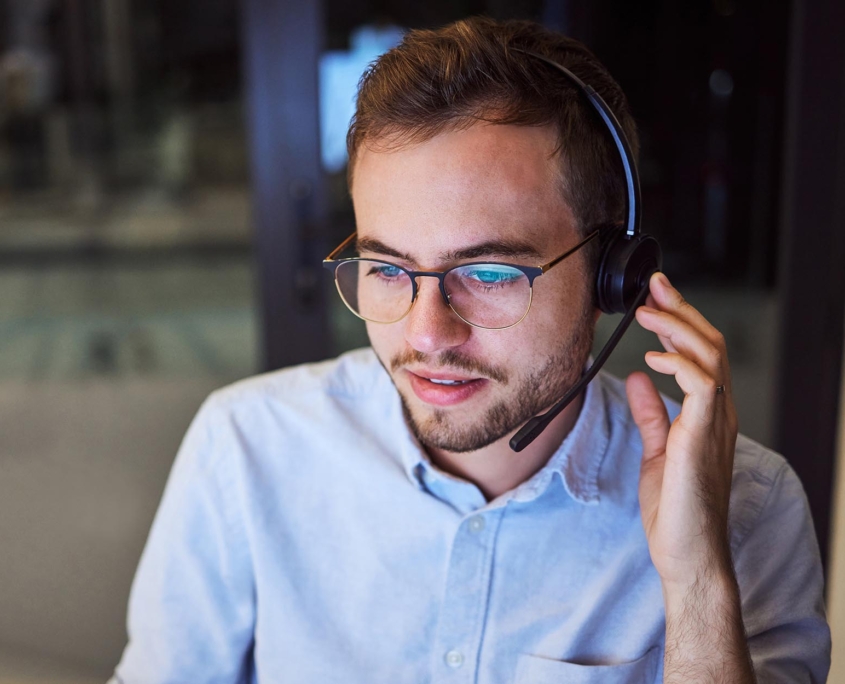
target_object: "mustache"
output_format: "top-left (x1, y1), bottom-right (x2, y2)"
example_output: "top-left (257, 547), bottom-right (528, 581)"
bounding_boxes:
top-left (390, 348), bottom-right (509, 384)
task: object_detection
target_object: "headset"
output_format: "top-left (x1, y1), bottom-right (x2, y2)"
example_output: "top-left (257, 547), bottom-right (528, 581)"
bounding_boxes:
top-left (509, 50), bottom-right (663, 452)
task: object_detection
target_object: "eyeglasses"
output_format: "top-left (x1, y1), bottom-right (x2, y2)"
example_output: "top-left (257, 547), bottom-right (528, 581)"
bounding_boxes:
top-left (322, 228), bottom-right (601, 330)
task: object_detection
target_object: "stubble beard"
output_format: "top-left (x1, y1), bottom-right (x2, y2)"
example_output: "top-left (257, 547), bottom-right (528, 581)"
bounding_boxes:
top-left (388, 308), bottom-right (596, 454)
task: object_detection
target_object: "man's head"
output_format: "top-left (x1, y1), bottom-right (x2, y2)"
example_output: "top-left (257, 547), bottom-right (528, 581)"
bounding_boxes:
top-left (346, 17), bottom-right (635, 454)
top-left (348, 17), bottom-right (638, 250)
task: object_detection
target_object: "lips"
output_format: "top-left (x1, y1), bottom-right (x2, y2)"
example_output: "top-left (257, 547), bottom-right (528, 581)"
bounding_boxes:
top-left (405, 370), bottom-right (488, 407)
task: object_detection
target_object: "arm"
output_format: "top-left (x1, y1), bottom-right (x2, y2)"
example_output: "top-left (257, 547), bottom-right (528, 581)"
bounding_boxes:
top-left (734, 454), bottom-right (829, 682)
top-left (661, 457), bottom-right (829, 682)
top-left (627, 272), bottom-right (755, 683)
top-left (662, 563), bottom-right (754, 681)
top-left (113, 394), bottom-right (256, 683)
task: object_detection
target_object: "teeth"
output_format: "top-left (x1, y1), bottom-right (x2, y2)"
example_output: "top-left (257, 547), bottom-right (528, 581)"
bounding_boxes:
top-left (429, 378), bottom-right (468, 385)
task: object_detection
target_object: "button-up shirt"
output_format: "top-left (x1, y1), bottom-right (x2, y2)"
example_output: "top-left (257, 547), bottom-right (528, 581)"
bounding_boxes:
top-left (111, 348), bottom-right (830, 683)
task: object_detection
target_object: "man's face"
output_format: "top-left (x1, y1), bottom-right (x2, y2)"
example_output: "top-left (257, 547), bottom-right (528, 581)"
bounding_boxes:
top-left (351, 123), bottom-right (597, 453)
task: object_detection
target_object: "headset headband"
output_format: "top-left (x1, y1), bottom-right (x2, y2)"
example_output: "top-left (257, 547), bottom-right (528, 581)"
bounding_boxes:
top-left (513, 49), bottom-right (641, 239)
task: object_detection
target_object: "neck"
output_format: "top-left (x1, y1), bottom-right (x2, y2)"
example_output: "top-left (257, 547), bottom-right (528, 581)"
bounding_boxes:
top-left (425, 390), bottom-right (586, 501)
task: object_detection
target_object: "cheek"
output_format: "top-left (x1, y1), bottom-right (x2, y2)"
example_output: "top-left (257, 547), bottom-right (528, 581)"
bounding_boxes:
top-left (365, 321), bottom-right (390, 349)
top-left (515, 279), bottom-right (594, 357)
top-left (530, 274), bottom-right (592, 328)
top-left (366, 320), bottom-right (406, 362)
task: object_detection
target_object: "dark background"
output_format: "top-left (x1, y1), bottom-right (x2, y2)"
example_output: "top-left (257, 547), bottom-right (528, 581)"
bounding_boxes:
top-left (0, 0), bottom-right (842, 677)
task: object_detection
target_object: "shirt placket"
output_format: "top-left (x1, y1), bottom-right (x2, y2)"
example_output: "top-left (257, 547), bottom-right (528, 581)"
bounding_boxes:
top-left (431, 505), bottom-right (504, 684)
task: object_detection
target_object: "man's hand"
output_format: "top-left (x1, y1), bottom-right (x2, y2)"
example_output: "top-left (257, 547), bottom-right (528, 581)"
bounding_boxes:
top-left (626, 272), bottom-right (755, 683)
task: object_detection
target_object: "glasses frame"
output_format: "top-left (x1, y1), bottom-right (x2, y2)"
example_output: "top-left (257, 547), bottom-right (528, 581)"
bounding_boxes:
top-left (322, 228), bottom-right (602, 330)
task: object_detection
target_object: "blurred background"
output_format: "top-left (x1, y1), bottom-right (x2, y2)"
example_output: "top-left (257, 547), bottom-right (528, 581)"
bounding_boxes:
top-left (0, 0), bottom-right (842, 681)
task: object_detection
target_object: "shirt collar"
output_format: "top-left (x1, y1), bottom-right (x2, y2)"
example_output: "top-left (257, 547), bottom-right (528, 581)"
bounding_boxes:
top-left (393, 362), bottom-right (611, 507)
top-left (510, 370), bottom-right (610, 505)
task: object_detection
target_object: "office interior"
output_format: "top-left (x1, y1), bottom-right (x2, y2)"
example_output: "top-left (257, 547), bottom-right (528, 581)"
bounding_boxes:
top-left (0, 0), bottom-right (842, 681)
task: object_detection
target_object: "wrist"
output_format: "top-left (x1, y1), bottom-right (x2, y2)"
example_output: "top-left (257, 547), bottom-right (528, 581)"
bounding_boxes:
top-left (662, 558), bottom-right (739, 616)
top-left (661, 564), bottom-right (755, 683)
top-left (658, 536), bottom-right (735, 599)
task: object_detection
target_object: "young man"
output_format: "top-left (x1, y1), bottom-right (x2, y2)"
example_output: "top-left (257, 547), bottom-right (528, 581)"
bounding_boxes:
top-left (112, 17), bottom-right (830, 684)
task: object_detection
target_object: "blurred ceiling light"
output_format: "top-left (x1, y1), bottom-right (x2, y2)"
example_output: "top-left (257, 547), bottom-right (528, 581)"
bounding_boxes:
top-left (319, 24), bottom-right (404, 173)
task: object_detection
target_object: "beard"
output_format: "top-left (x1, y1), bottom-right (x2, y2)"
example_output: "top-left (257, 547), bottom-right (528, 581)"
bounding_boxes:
top-left (382, 305), bottom-right (596, 454)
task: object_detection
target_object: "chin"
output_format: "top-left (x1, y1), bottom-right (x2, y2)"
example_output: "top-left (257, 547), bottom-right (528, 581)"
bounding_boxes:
top-left (398, 389), bottom-right (523, 453)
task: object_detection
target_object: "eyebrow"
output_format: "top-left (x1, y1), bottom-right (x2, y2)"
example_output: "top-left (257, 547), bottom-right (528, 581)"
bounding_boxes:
top-left (356, 237), bottom-right (414, 262)
top-left (356, 237), bottom-right (543, 265)
top-left (444, 241), bottom-right (543, 262)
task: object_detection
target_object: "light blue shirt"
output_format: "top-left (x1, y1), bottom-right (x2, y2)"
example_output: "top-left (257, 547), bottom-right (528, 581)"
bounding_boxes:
top-left (112, 348), bottom-right (830, 683)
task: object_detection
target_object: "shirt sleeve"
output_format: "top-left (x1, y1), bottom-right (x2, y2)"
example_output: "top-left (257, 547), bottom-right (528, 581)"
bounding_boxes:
top-left (731, 454), bottom-right (831, 683)
top-left (112, 394), bottom-right (256, 684)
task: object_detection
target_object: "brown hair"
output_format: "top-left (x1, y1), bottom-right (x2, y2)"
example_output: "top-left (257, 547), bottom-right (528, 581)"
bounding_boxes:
top-left (347, 16), bottom-right (637, 248)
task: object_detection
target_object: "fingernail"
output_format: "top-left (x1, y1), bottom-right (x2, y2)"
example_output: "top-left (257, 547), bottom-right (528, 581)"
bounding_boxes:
top-left (657, 272), bottom-right (671, 289)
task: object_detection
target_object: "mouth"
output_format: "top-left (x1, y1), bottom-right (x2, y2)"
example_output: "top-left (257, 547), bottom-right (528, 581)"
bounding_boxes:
top-left (428, 378), bottom-right (471, 386)
top-left (405, 369), bottom-right (489, 407)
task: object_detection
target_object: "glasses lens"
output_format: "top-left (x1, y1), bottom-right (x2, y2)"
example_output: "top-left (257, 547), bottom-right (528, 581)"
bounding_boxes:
top-left (335, 260), bottom-right (413, 323)
top-left (445, 264), bottom-right (531, 328)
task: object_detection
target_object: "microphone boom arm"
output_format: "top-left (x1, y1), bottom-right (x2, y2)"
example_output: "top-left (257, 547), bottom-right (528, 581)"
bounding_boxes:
top-left (509, 280), bottom-right (652, 452)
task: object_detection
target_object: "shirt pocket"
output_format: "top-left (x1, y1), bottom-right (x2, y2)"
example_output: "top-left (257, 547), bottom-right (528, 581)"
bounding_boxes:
top-left (514, 647), bottom-right (660, 684)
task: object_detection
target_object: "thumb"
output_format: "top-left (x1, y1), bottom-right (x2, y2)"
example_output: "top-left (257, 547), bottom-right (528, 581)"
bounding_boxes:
top-left (626, 371), bottom-right (670, 464)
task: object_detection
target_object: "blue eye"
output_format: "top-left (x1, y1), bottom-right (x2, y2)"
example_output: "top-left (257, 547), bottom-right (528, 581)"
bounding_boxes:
top-left (370, 264), bottom-right (403, 278)
top-left (460, 265), bottom-right (523, 284)
top-left (361, 261), bottom-right (403, 279)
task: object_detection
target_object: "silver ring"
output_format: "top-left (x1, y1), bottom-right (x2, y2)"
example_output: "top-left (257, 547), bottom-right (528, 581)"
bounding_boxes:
top-left (715, 385), bottom-right (726, 395)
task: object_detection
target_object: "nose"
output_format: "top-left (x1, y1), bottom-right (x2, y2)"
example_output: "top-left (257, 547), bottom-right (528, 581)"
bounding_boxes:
top-left (403, 276), bottom-right (471, 353)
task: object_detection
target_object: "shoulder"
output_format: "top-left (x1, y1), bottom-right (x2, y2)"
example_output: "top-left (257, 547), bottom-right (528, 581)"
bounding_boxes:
top-left (727, 434), bottom-right (804, 553)
top-left (207, 347), bottom-right (386, 411)
top-left (181, 347), bottom-right (395, 465)
top-left (197, 347), bottom-right (391, 431)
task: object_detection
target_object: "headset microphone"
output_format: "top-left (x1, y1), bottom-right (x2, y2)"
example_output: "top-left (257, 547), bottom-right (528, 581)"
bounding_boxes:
top-left (510, 281), bottom-right (650, 452)
top-left (509, 50), bottom-right (662, 453)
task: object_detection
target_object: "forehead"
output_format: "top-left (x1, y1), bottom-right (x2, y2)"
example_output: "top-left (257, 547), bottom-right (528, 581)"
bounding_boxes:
top-left (351, 123), bottom-right (576, 263)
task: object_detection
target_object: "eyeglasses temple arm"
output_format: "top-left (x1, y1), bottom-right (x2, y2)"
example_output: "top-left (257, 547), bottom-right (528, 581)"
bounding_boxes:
top-left (540, 229), bottom-right (601, 273)
top-left (324, 232), bottom-right (358, 261)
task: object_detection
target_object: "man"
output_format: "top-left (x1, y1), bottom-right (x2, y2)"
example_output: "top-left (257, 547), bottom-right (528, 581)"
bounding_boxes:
top-left (111, 17), bottom-right (830, 684)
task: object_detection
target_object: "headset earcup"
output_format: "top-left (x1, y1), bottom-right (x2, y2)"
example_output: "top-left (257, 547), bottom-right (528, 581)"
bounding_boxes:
top-left (596, 233), bottom-right (663, 314)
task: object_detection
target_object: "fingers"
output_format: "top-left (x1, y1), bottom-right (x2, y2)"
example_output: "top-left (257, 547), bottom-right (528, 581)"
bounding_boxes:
top-left (648, 273), bottom-right (724, 350)
top-left (626, 371), bottom-right (670, 463)
top-left (635, 272), bottom-right (738, 436)
top-left (636, 307), bottom-right (726, 385)
top-left (644, 351), bottom-right (720, 429)
top-left (636, 273), bottom-right (731, 391)
top-left (645, 291), bottom-right (677, 353)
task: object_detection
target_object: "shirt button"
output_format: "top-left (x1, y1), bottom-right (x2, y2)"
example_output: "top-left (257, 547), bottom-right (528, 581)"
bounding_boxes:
top-left (445, 650), bottom-right (464, 668)
top-left (468, 515), bottom-right (485, 533)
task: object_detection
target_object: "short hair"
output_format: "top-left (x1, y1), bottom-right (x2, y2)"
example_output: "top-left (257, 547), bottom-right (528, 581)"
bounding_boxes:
top-left (347, 16), bottom-right (637, 249)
